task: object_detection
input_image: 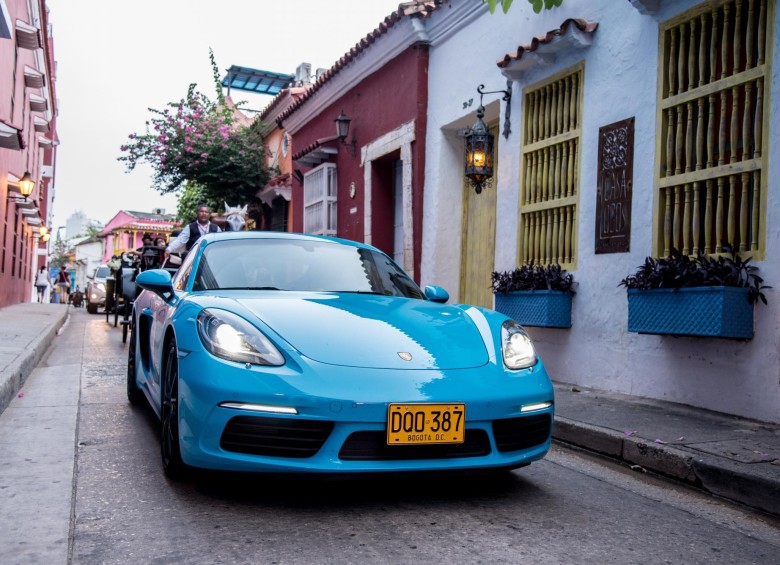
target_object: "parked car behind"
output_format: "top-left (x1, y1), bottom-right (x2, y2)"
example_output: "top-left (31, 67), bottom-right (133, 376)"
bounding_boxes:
top-left (86, 264), bottom-right (111, 314)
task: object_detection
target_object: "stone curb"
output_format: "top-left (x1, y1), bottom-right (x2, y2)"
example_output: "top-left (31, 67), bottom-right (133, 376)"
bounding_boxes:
top-left (0, 307), bottom-right (68, 416)
top-left (553, 416), bottom-right (780, 516)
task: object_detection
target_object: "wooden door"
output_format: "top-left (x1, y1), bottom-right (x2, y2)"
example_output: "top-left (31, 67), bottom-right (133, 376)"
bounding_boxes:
top-left (459, 125), bottom-right (498, 308)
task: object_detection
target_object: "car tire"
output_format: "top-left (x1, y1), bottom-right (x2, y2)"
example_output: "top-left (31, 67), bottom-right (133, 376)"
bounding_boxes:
top-left (86, 301), bottom-right (97, 314)
top-left (161, 339), bottom-right (188, 480)
top-left (126, 322), bottom-right (143, 406)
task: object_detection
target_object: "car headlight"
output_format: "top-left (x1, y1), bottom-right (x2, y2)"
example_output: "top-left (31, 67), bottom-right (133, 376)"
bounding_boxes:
top-left (197, 308), bottom-right (284, 366)
top-left (97, 282), bottom-right (105, 292)
top-left (501, 320), bottom-right (538, 370)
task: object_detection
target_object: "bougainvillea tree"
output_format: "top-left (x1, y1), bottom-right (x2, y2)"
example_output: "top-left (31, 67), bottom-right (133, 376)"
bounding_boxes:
top-left (118, 52), bottom-right (274, 219)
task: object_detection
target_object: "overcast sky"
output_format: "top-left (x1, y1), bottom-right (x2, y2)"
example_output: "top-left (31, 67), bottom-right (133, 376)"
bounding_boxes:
top-left (47, 0), bottom-right (404, 231)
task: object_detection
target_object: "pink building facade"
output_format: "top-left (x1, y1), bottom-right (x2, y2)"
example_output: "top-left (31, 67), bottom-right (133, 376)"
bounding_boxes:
top-left (99, 210), bottom-right (180, 263)
top-left (0, 0), bottom-right (58, 307)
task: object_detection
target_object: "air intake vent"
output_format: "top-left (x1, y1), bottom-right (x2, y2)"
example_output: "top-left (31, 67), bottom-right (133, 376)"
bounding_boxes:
top-left (220, 416), bottom-right (334, 458)
top-left (492, 413), bottom-right (552, 452)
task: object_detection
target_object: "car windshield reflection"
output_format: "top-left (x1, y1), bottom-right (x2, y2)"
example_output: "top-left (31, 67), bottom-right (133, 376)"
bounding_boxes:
top-left (193, 238), bottom-right (425, 299)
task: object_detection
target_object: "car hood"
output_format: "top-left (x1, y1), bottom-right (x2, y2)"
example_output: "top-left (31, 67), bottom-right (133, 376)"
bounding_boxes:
top-left (234, 294), bottom-right (491, 370)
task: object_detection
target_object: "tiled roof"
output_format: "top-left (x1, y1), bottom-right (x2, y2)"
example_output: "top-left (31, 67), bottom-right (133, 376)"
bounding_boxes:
top-left (266, 172), bottom-right (292, 188)
top-left (259, 87), bottom-right (310, 122)
top-left (125, 210), bottom-right (177, 221)
top-left (496, 18), bottom-right (599, 69)
top-left (291, 138), bottom-right (331, 162)
top-left (277, 1), bottom-right (446, 126)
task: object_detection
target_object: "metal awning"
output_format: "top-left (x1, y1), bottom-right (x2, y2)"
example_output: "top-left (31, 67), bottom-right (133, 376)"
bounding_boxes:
top-left (0, 121), bottom-right (22, 150)
top-left (24, 66), bottom-right (45, 88)
top-left (221, 65), bottom-right (294, 96)
top-left (15, 19), bottom-right (40, 50)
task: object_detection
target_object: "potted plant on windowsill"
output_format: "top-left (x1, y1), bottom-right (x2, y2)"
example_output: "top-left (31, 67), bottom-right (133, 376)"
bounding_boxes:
top-left (619, 245), bottom-right (769, 340)
top-left (491, 264), bottom-right (576, 328)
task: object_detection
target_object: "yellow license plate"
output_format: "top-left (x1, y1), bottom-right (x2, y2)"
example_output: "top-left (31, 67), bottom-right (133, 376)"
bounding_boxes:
top-left (387, 403), bottom-right (465, 445)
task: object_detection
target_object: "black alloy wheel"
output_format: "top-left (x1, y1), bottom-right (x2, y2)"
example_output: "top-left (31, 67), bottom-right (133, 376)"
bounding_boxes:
top-left (126, 319), bottom-right (143, 406)
top-left (161, 339), bottom-right (187, 479)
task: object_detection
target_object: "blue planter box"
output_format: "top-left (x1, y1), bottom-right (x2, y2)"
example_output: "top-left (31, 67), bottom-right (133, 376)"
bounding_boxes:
top-left (627, 286), bottom-right (754, 339)
top-left (494, 290), bottom-right (573, 328)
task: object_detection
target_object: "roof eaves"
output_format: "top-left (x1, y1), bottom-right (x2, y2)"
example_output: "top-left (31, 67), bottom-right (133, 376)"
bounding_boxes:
top-left (496, 18), bottom-right (599, 76)
top-left (277, 1), bottom-right (446, 127)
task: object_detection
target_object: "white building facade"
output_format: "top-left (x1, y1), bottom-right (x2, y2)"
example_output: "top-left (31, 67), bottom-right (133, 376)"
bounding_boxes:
top-left (420, 0), bottom-right (780, 422)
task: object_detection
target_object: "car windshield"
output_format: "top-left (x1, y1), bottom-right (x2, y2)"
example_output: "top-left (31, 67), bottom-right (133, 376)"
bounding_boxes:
top-left (95, 266), bottom-right (110, 279)
top-left (192, 238), bottom-right (425, 299)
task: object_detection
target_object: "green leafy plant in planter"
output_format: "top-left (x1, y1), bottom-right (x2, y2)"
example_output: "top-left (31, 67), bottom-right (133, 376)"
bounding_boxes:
top-left (619, 245), bottom-right (770, 339)
top-left (491, 264), bottom-right (576, 328)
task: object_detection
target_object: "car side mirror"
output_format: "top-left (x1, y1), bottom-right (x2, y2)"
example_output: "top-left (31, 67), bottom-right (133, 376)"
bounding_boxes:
top-left (424, 285), bottom-right (449, 303)
top-left (135, 269), bottom-right (175, 302)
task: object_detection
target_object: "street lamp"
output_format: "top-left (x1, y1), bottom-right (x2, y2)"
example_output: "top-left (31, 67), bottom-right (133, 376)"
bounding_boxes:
top-left (463, 83), bottom-right (512, 194)
top-left (464, 105), bottom-right (494, 195)
top-left (335, 111), bottom-right (356, 157)
top-left (18, 171), bottom-right (35, 199)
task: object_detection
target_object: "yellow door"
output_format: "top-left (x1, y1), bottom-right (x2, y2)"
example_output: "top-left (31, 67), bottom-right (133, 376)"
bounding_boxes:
top-left (459, 125), bottom-right (498, 308)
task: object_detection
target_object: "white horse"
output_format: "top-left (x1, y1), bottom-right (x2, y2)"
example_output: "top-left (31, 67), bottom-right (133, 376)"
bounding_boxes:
top-left (215, 202), bottom-right (248, 232)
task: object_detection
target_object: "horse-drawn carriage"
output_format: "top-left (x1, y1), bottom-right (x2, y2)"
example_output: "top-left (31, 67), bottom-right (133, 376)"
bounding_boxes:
top-left (106, 246), bottom-right (176, 343)
top-left (109, 204), bottom-right (250, 342)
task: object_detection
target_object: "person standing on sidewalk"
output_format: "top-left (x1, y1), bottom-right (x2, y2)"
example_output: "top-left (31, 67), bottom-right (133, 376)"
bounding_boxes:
top-left (56, 265), bottom-right (71, 304)
top-left (35, 266), bottom-right (50, 303)
top-left (164, 204), bottom-right (220, 261)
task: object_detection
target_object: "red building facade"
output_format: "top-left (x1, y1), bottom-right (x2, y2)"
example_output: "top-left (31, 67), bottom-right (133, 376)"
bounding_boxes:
top-left (0, 0), bottom-right (58, 307)
top-left (278, 2), bottom-right (441, 282)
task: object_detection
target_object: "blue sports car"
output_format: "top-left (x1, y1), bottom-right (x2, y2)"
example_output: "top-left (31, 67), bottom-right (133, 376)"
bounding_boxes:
top-left (127, 232), bottom-right (554, 479)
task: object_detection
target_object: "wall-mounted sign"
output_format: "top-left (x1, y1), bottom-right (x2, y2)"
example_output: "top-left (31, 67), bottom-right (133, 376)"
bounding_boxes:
top-left (595, 117), bottom-right (634, 254)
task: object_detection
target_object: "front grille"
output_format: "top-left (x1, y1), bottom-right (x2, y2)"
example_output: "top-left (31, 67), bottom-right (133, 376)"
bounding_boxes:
top-left (338, 430), bottom-right (491, 460)
top-left (220, 416), bottom-right (334, 458)
top-left (492, 413), bottom-right (552, 452)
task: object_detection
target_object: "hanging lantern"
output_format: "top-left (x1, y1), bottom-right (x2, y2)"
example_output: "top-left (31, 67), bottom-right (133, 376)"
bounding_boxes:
top-left (464, 105), bottom-right (494, 194)
top-left (18, 171), bottom-right (35, 199)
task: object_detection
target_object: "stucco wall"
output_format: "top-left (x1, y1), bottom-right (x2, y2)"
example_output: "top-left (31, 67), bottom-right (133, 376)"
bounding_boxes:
top-left (422, 0), bottom-right (780, 422)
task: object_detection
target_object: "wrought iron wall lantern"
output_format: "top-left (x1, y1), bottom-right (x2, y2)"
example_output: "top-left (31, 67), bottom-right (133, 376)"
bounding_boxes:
top-left (464, 82), bottom-right (512, 194)
top-left (335, 112), bottom-right (356, 157)
top-left (7, 171), bottom-right (35, 200)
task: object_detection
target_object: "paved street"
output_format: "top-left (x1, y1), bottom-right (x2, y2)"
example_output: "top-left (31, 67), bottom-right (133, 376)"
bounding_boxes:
top-left (1, 307), bottom-right (779, 564)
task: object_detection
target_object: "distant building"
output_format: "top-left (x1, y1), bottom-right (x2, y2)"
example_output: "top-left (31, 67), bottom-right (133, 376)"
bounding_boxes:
top-left (69, 235), bottom-right (103, 289)
top-left (65, 210), bottom-right (90, 240)
top-left (98, 210), bottom-right (180, 262)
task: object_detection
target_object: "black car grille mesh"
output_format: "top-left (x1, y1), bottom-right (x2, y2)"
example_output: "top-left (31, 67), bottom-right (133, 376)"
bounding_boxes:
top-left (220, 416), bottom-right (334, 458)
top-left (492, 413), bottom-right (552, 452)
top-left (338, 430), bottom-right (491, 460)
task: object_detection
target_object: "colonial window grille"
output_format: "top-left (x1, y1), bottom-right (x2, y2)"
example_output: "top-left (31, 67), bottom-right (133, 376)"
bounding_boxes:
top-left (303, 163), bottom-right (337, 235)
top-left (656, 0), bottom-right (771, 258)
top-left (519, 63), bottom-right (583, 268)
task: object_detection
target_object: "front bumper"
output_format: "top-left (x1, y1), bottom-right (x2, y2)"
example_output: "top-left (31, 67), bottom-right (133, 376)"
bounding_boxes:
top-left (176, 350), bottom-right (555, 473)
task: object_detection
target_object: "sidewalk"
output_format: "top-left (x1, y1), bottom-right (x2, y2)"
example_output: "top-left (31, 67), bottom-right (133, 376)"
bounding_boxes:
top-left (0, 301), bottom-right (778, 518)
top-left (553, 383), bottom-right (780, 516)
top-left (0, 302), bottom-right (69, 415)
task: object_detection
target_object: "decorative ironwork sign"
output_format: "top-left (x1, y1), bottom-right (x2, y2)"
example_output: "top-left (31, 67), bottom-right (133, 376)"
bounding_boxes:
top-left (595, 117), bottom-right (634, 254)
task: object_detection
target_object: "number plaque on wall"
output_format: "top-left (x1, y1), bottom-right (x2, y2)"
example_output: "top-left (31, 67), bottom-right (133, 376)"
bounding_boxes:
top-left (595, 117), bottom-right (634, 254)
